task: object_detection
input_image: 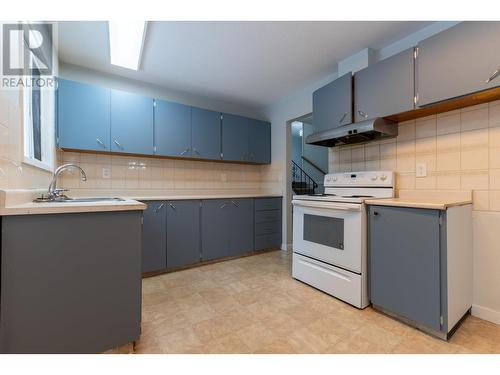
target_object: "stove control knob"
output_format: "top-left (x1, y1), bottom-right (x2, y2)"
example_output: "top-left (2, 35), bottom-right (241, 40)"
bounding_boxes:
top-left (333, 176), bottom-right (338, 181)
top-left (380, 175), bottom-right (387, 181)
top-left (371, 175), bottom-right (378, 181)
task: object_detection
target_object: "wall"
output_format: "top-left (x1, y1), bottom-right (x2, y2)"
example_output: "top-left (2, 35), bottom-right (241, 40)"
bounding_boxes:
top-left (328, 101), bottom-right (500, 324)
top-left (56, 63), bottom-right (279, 197)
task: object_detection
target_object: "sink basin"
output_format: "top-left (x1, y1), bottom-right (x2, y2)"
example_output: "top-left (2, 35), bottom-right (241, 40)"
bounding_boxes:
top-left (59, 197), bottom-right (126, 203)
top-left (34, 197), bottom-right (125, 203)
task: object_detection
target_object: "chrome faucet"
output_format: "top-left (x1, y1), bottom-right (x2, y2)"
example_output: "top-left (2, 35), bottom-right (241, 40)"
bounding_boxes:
top-left (47, 164), bottom-right (87, 200)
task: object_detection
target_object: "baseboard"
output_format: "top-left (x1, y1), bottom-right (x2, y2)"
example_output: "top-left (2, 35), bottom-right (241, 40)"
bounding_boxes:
top-left (281, 243), bottom-right (292, 251)
top-left (471, 304), bottom-right (500, 325)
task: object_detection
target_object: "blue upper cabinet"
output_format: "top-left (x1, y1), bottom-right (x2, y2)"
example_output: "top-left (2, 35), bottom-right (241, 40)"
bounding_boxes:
top-left (191, 107), bottom-right (221, 160)
top-left (57, 78), bottom-right (111, 152)
top-left (111, 89), bottom-right (154, 155)
top-left (154, 100), bottom-right (191, 157)
top-left (248, 119), bottom-right (271, 164)
top-left (221, 113), bottom-right (249, 162)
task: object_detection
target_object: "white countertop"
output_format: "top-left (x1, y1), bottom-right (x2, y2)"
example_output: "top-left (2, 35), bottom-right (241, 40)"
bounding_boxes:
top-left (365, 197), bottom-right (472, 210)
top-left (128, 193), bottom-right (282, 201)
top-left (0, 198), bottom-right (147, 216)
top-left (0, 192), bottom-right (282, 216)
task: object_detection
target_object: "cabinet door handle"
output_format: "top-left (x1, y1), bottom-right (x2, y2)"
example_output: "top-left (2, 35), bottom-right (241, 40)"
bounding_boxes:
top-left (155, 202), bottom-right (165, 213)
top-left (96, 138), bottom-right (106, 148)
top-left (373, 211), bottom-right (379, 216)
top-left (168, 203), bottom-right (176, 210)
top-left (486, 68), bottom-right (500, 84)
top-left (113, 139), bottom-right (124, 150)
top-left (231, 200), bottom-right (239, 207)
top-left (339, 112), bottom-right (347, 124)
top-left (180, 148), bottom-right (190, 156)
top-left (358, 110), bottom-right (368, 119)
top-left (219, 203), bottom-right (227, 209)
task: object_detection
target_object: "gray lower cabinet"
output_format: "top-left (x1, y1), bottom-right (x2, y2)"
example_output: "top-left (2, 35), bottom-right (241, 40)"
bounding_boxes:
top-left (354, 48), bottom-right (415, 121)
top-left (228, 199), bottom-right (254, 257)
top-left (166, 200), bottom-right (201, 268)
top-left (200, 199), bottom-right (229, 261)
top-left (368, 204), bottom-right (472, 338)
top-left (0, 211), bottom-right (142, 353)
top-left (254, 197), bottom-right (282, 251)
top-left (417, 21), bottom-right (500, 106)
top-left (201, 198), bottom-right (255, 261)
top-left (369, 206), bottom-right (442, 331)
top-left (313, 72), bottom-right (353, 132)
top-left (141, 201), bottom-right (167, 273)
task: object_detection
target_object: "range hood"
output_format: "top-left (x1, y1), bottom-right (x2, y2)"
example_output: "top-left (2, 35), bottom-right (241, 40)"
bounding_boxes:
top-left (305, 118), bottom-right (398, 147)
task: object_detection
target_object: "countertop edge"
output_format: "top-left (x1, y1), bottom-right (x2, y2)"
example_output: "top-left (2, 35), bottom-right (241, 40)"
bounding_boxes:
top-left (364, 199), bottom-right (473, 210)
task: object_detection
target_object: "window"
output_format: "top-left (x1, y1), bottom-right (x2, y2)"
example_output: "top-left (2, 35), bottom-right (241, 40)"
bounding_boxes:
top-left (22, 23), bottom-right (55, 172)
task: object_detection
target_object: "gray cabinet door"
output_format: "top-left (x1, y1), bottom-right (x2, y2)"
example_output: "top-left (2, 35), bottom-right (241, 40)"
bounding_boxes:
top-left (154, 100), bottom-right (191, 158)
top-left (201, 199), bottom-right (230, 261)
top-left (313, 73), bottom-right (353, 132)
top-left (166, 200), bottom-right (200, 268)
top-left (354, 48), bottom-right (415, 121)
top-left (1, 211), bottom-right (142, 353)
top-left (191, 107), bottom-right (221, 160)
top-left (228, 199), bottom-right (254, 257)
top-left (221, 113), bottom-right (249, 161)
top-left (141, 201), bottom-right (167, 273)
top-left (369, 206), bottom-right (442, 331)
top-left (248, 119), bottom-right (271, 164)
top-left (417, 21), bottom-right (500, 106)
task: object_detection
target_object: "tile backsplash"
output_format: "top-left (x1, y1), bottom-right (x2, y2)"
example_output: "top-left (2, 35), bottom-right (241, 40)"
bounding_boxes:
top-left (329, 100), bottom-right (500, 211)
top-left (57, 151), bottom-right (282, 197)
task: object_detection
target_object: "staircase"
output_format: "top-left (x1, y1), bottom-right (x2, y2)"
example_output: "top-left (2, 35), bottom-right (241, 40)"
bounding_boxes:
top-left (292, 160), bottom-right (318, 195)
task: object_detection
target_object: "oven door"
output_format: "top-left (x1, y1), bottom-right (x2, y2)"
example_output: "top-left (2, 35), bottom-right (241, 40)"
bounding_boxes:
top-left (292, 199), bottom-right (365, 273)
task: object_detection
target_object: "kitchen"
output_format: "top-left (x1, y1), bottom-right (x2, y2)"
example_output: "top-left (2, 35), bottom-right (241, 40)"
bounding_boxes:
top-left (0, 4), bottom-right (500, 372)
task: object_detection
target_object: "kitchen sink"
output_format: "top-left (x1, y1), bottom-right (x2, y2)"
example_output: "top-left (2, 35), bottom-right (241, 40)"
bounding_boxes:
top-left (34, 197), bottom-right (126, 203)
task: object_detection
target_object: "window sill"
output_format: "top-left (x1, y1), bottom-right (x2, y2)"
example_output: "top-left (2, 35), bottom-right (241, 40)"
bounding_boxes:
top-left (23, 156), bottom-right (54, 173)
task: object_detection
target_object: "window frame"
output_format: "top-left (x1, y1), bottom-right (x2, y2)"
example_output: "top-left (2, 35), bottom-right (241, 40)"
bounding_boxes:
top-left (21, 22), bottom-right (56, 173)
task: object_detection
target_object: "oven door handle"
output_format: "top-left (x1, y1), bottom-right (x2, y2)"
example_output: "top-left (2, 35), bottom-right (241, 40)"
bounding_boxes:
top-left (291, 200), bottom-right (362, 212)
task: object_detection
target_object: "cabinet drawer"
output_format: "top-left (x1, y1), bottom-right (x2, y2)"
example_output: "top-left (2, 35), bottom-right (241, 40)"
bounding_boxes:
top-left (255, 233), bottom-right (281, 250)
top-left (255, 197), bottom-right (282, 211)
top-left (255, 210), bottom-right (281, 224)
top-left (255, 221), bottom-right (281, 236)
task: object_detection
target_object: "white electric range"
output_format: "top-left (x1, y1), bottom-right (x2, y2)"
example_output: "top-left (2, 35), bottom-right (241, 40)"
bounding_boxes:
top-left (292, 170), bottom-right (394, 308)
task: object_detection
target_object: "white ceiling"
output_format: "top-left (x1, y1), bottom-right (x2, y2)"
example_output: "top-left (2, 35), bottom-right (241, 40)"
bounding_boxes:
top-left (57, 21), bottom-right (433, 109)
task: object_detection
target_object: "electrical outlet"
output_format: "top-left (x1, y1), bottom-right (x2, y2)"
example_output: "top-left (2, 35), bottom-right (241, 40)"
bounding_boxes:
top-left (101, 167), bottom-right (111, 179)
top-left (416, 163), bottom-right (427, 178)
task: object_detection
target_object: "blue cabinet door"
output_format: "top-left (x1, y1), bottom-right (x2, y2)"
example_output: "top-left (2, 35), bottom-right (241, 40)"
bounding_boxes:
top-left (111, 89), bottom-right (154, 155)
top-left (228, 199), bottom-right (254, 257)
top-left (141, 201), bottom-right (167, 273)
top-left (154, 100), bottom-right (191, 158)
top-left (221, 113), bottom-right (248, 162)
top-left (369, 205), bottom-right (442, 331)
top-left (57, 78), bottom-right (111, 152)
top-left (248, 119), bottom-right (271, 164)
top-left (191, 107), bottom-right (221, 160)
top-left (166, 200), bottom-right (200, 268)
top-left (201, 199), bottom-right (229, 261)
